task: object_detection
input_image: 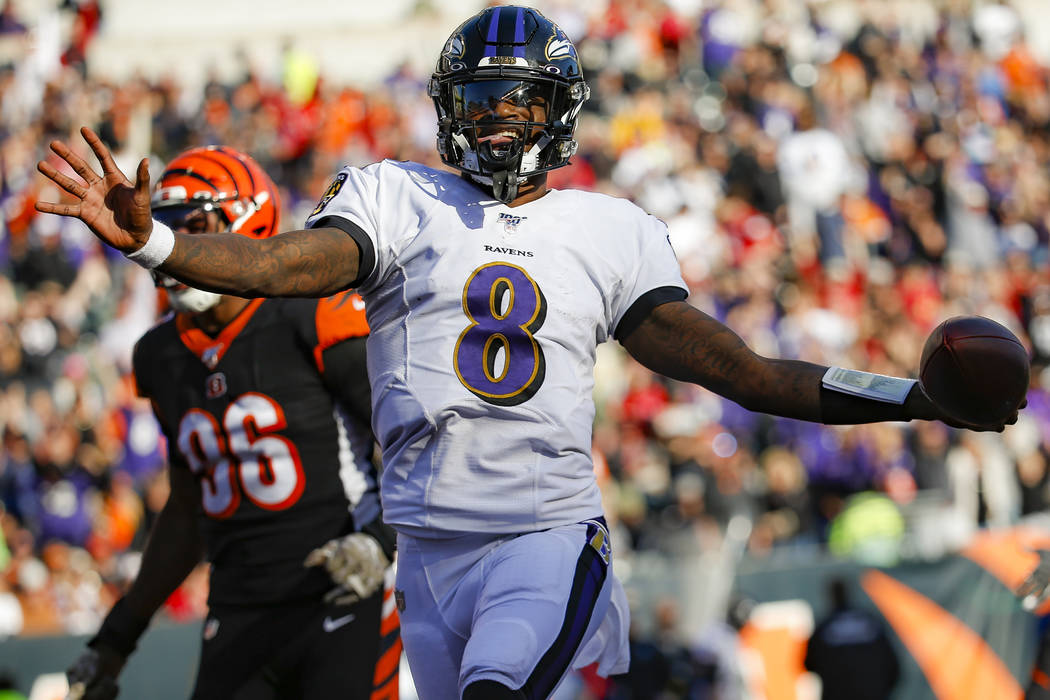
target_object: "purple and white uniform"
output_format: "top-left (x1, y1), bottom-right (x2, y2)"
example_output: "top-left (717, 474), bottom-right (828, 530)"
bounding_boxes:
top-left (307, 159), bottom-right (688, 698)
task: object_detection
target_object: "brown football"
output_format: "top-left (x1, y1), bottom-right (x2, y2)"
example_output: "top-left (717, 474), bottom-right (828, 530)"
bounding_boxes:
top-left (919, 316), bottom-right (1029, 426)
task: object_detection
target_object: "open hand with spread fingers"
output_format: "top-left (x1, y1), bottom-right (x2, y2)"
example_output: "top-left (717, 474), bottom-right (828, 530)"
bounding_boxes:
top-left (36, 126), bottom-right (153, 254)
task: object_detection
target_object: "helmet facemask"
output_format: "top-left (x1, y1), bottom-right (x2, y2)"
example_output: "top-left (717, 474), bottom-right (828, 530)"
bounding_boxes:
top-left (150, 187), bottom-right (271, 237)
top-left (152, 271), bottom-right (223, 314)
top-left (431, 6), bottom-right (589, 203)
top-left (149, 205), bottom-right (225, 314)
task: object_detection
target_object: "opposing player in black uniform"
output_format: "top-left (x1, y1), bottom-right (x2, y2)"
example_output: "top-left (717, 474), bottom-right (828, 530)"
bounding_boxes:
top-left (65, 147), bottom-right (400, 700)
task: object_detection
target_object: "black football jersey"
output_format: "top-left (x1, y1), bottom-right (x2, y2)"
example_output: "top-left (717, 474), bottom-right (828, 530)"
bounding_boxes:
top-left (133, 292), bottom-right (375, 606)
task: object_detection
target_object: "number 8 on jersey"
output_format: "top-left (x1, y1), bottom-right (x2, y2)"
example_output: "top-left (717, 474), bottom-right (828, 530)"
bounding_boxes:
top-left (454, 262), bottom-right (547, 406)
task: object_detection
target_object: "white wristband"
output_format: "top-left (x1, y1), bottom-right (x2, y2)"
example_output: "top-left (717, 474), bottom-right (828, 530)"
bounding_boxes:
top-left (822, 367), bottom-right (916, 404)
top-left (124, 220), bottom-right (176, 270)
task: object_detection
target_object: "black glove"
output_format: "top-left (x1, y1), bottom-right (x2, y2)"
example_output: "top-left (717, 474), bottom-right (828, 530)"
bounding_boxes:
top-left (67, 595), bottom-right (149, 700)
top-left (65, 643), bottom-right (126, 700)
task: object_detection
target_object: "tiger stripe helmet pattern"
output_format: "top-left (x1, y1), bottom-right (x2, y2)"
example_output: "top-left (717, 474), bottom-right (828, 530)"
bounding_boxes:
top-left (152, 146), bottom-right (280, 238)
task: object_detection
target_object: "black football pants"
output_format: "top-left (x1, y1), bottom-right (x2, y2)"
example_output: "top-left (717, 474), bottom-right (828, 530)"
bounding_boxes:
top-left (190, 585), bottom-right (394, 700)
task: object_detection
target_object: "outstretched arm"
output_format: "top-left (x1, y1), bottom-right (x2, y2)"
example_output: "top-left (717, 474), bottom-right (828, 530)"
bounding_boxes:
top-left (36, 127), bottom-right (360, 297)
top-left (158, 226), bottom-right (361, 297)
top-left (621, 300), bottom-right (1017, 430)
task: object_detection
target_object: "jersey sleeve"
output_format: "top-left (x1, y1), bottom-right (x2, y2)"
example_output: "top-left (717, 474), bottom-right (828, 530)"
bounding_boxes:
top-left (304, 167), bottom-right (378, 288)
top-left (303, 161), bottom-right (432, 293)
top-left (609, 211), bottom-right (689, 341)
top-left (312, 291), bottom-right (369, 369)
top-left (312, 291), bottom-right (372, 425)
top-left (304, 163), bottom-right (387, 289)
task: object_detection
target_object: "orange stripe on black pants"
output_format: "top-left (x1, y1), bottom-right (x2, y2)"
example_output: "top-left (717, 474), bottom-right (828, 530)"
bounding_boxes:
top-left (371, 587), bottom-right (401, 700)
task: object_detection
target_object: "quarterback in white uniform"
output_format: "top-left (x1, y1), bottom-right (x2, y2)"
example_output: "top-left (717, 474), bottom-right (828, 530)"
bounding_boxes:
top-left (37, 5), bottom-right (1022, 700)
top-left (304, 157), bottom-right (674, 695)
top-left (305, 159), bottom-right (685, 536)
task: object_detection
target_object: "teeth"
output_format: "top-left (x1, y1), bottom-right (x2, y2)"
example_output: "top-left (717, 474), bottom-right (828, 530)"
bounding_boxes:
top-left (479, 131), bottom-right (521, 143)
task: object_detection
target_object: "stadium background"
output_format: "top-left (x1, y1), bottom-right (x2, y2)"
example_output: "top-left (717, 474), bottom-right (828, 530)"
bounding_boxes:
top-left (2, 0), bottom-right (1050, 697)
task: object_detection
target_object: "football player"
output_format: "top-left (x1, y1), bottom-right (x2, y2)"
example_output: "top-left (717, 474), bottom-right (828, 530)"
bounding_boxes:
top-left (62, 147), bottom-right (400, 700)
top-left (37, 7), bottom-right (1021, 700)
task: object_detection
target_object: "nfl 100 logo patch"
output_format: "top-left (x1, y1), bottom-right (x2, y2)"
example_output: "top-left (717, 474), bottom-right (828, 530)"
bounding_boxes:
top-left (202, 343), bottom-right (224, 369)
top-left (497, 212), bottom-right (527, 235)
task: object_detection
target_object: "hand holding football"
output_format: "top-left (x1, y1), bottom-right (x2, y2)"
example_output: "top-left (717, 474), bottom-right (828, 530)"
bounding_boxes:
top-left (919, 316), bottom-right (1029, 427)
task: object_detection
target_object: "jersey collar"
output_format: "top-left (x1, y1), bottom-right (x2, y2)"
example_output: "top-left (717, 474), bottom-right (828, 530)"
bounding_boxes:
top-left (176, 299), bottom-right (265, 369)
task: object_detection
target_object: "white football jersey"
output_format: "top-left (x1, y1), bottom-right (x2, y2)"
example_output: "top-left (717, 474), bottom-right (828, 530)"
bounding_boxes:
top-left (306, 160), bottom-right (687, 536)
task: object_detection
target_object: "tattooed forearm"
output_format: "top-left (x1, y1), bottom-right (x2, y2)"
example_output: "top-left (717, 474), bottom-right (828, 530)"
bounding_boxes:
top-left (158, 226), bottom-right (360, 298)
top-left (622, 301), bottom-right (755, 392)
top-left (624, 300), bottom-right (823, 418)
top-left (622, 300), bottom-right (914, 425)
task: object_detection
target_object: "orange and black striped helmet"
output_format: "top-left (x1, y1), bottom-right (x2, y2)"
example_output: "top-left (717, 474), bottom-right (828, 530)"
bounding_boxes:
top-left (151, 146), bottom-right (279, 238)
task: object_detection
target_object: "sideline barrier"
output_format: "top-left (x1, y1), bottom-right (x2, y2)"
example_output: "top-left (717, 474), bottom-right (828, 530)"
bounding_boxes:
top-left (734, 526), bottom-right (1049, 700)
top-left (0, 621), bottom-right (200, 698)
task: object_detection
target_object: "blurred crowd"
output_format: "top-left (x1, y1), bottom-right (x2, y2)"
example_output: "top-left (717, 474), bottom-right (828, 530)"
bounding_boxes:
top-left (2, 0), bottom-right (1050, 693)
